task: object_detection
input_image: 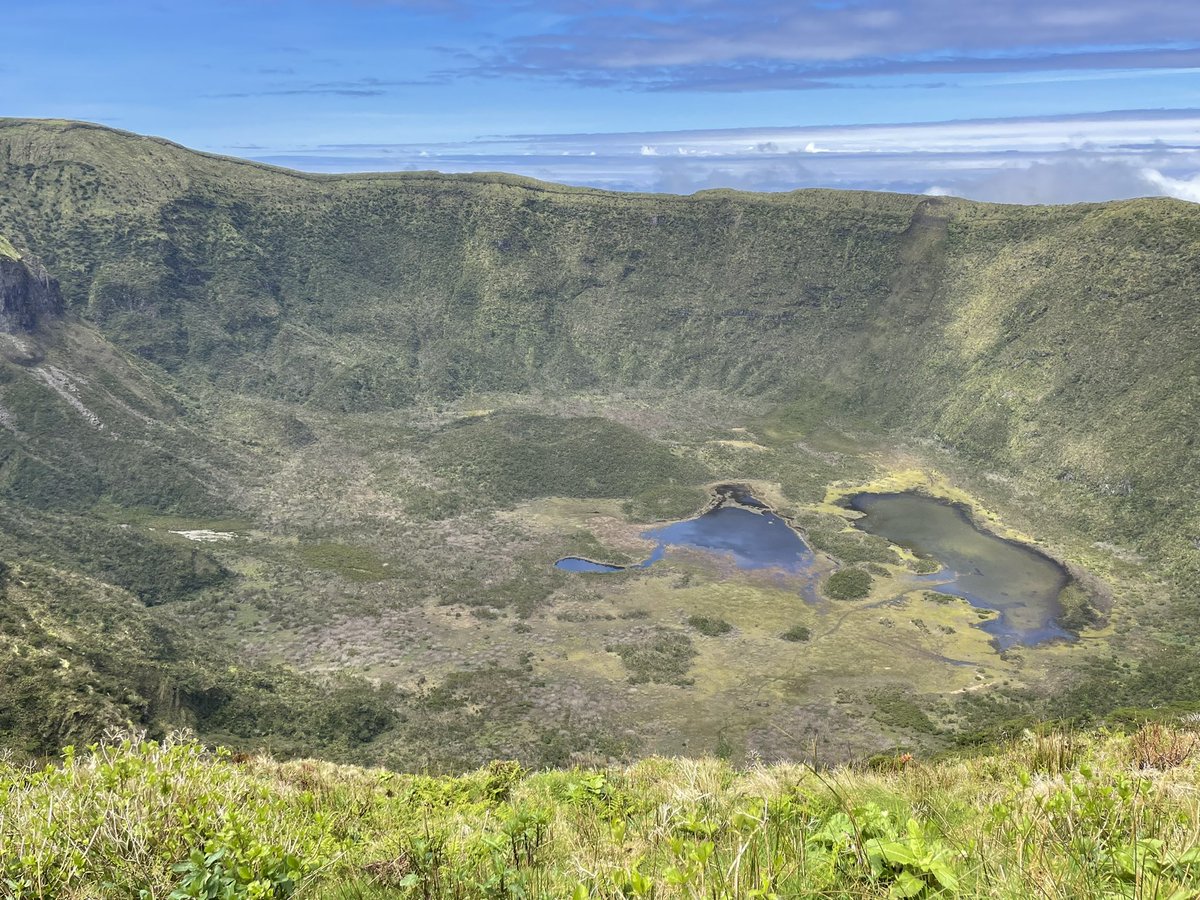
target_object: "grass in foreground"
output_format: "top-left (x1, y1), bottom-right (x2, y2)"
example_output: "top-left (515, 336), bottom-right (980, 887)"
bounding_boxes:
top-left (3, 726), bottom-right (1200, 898)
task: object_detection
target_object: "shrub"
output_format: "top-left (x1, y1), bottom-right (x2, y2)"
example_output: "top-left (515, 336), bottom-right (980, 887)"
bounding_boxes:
top-left (686, 615), bottom-right (732, 636)
top-left (871, 691), bottom-right (936, 733)
top-left (297, 542), bottom-right (398, 582)
top-left (910, 556), bottom-right (941, 575)
top-left (623, 484), bottom-right (708, 523)
top-left (825, 568), bottom-right (873, 600)
top-left (607, 627), bottom-right (697, 685)
top-left (431, 413), bottom-right (709, 506)
top-left (1130, 723), bottom-right (1200, 769)
top-left (169, 824), bottom-right (303, 899)
top-left (806, 528), bottom-right (899, 565)
top-left (781, 625), bottom-right (811, 642)
top-left (1057, 582), bottom-right (1100, 632)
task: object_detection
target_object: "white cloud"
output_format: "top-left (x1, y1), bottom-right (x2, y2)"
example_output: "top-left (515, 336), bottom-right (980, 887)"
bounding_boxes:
top-left (927, 159), bottom-right (1200, 205)
top-left (1141, 168), bottom-right (1200, 202)
top-left (930, 159), bottom-right (1153, 204)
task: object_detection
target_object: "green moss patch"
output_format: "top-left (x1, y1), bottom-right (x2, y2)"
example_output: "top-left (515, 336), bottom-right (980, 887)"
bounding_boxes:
top-left (431, 412), bottom-right (709, 505)
top-left (0, 234), bottom-right (20, 260)
top-left (297, 542), bottom-right (398, 582)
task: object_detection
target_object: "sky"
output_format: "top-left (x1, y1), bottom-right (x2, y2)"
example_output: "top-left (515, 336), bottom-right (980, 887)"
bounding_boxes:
top-left (3, 0), bottom-right (1200, 202)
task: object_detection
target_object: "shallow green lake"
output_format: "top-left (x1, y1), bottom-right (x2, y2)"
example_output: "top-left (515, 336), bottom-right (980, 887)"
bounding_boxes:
top-left (847, 492), bottom-right (1073, 648)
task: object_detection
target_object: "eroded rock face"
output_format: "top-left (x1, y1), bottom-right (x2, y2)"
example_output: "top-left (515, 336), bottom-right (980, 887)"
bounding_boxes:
top-left (0, 246), bottom-right (63, 333)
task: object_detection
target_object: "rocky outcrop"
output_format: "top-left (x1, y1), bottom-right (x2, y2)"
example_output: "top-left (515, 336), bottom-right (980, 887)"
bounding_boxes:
top-left (0, 241), bottom-right (63, 333)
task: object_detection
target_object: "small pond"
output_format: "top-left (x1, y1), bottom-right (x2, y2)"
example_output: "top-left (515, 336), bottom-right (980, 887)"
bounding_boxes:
top-left (847, 492), bottom-right (1074, 648)
top-left (556, 486), bottom-right (816, 592)
top-left (644, 505), bottom-right (815, 574)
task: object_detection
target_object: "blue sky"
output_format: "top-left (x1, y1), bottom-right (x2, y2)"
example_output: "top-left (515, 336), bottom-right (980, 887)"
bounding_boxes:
top-left (4, 0), bottom-right (1200, 201)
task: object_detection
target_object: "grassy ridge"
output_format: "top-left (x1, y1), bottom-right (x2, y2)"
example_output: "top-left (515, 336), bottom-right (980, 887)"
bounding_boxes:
top-left (4, 727), bottom-right (1200, 898)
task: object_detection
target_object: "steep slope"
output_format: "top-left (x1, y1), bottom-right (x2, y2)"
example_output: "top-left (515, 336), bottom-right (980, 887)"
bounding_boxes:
top-left (0, 559), bottom-right (399, 757)
top-left (0, 119), bottom-right (1194, 553)
top-left (0, 236), bottom-right (62, 333)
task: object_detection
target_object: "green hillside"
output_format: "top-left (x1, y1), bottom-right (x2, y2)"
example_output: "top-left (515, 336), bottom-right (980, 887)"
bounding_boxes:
top-left (1, 119), bottom-right (1194, 547)
top-left (0, 118), bottom-right (1197, 770)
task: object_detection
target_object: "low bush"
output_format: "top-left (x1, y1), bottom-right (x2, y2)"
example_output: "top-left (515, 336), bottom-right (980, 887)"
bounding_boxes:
top-left (607, 627), bottom-right (697, 685)
top-left (1057, 582), bottom-right (1101, 632)
top-left (825, 568), bottom-right (873, 600)
top-left (686, 615), bottom-right (733, 636)
top-left (1129, 722), bottom-right (1200, 769)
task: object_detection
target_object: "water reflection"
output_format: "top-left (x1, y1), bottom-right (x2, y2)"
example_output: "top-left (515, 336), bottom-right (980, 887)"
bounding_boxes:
top-left (848, 492), bottom-right (1073, 648)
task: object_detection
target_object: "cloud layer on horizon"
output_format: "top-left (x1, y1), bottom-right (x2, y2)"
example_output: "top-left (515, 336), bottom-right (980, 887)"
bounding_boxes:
top-left (8, 0), bottom-right (1200, 204)
top-left (247, 108), bottom-right (1200, 204)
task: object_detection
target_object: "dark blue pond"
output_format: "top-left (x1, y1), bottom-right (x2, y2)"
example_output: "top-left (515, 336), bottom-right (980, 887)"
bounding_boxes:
top-left (848, 492), bottom-right (1074, 649)
top-left (643, 506), bottom-right (814, 573)
top-left (554, 557), bottom-right (631, 573)
top-left (555, 493), bottom-right (815, 592)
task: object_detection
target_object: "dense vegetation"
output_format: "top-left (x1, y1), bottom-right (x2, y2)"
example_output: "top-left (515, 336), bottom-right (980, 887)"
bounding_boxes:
top-left (5, 727), bottom-right (1200, 898)
top-left (432, 413), bottom-right (708, 506)
top-left (0, 560), bottom-right (399, 758)
top-left (824, 568), bottom-right (874, 601)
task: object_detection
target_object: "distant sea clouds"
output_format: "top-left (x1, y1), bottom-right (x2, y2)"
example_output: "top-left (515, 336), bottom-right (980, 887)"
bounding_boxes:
top-left (247, 108), bottom-right (1200, 203)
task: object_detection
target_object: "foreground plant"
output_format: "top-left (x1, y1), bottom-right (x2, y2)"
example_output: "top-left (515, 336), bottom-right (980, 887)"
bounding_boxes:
top-left (1, 724), bottom-right (1199, 898)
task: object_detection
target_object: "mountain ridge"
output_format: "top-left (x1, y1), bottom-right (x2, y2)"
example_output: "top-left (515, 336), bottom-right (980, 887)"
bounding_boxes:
top-left (4, 120), bottom-right (1189, 524)
top-left (7, 116), bottom-right (1196, 205)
